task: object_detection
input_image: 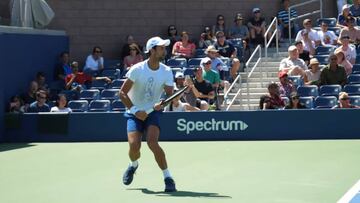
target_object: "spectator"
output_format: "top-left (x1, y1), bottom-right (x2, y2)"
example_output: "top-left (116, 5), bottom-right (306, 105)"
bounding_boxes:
top-left (21, 81), bottom-right (38, 106)
top-left (339, 16), bottom-right (360, 44)
top-left (65, 61), bottom-right (111, 90)
top-left (6, 95), bottom-right (25, 113)
top-left (337, 4), bottom-right (352, 28)
top-left (183, 74), bottom-right (210, 111)
top-left (285, 92), bottom-right (306, 109)
top-left (317, 22), bottom-right (338, 46)
top-left (333, 92), bottom-right (360, 108)
top-left (214, 31), bottom-right (241, 80)
top-left (204, 45), bottom-right (229, 79)
top-left (350, 0), bottom-right (360, 17)
top-left (54, 51), bottom-right (71, 82)
top-left (295, 41), bottom-right (311, 65)
top-left (27, 90), bottom-right (50, 113)
top-left (172, 31), bottom-right (196, 59)
top-left (305, 58), bottom-right (322, 85)
top-left (259, 82), bottom-right (285, 110)
top-left (278, 70), bottom-right (296, 98)
top-left (212, 15), bottom-right (227, 37)
top-left (247, 7), bottom-right (266, 46)
top-left (336, 35), bottom-right (356, 64)
top-left (166, 25), bottom-right (181, 59)
top-left (164, 92), bottom-right (200, 112)
top-left (174, 71), bottom-right (185, 90)
top-left (277, 0), bottom-right (298, 39)
top-left (121, 35), bottom-right (136, 60)
top-left (50, 94), bottom-right (72, 113)
top-left (201, 57), bottom-right (229, 92)
top-left (320, 54), bottom-right (347, 86)
top-left (279, 45), bottom-right (308, 77)
top-left (193, 67), bottom-right (215, 103)
top-left (84, 46), bottom-right (104, 76)
top-left (337, 0), bottom-right (348, 15)
top-left (123, 43), bottom-right (143, 70)
top-left (295, 19), bottom-right (321, 48)
top-left (35, 71), bottom-right (49, 91)
top-left (228, 13), bottom-right (250, 43)
top-left (335, 49), bottom-right (353, 75)
top-left (198, 26), bottom-right (216, 49)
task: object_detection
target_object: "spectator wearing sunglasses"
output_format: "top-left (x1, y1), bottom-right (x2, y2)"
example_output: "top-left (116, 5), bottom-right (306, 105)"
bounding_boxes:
top-left (27, 90), bottom-right (50, 113)
top-left (333, 92), bottom-right (360, 108)
top-left (339, 16), bottom-right (360, 44)
top-left (320, 54), bottom-right (347, 86)
top-left (84, 46), bottom-right (104, 76)
top-left (123, 43), bottom-right (143, 70)
top-left (247, 8), bottom-right (266, 46)
top-left (212, 15), bottom-right (227, 37)
top-left (285, 92), bottom-right (306, 109)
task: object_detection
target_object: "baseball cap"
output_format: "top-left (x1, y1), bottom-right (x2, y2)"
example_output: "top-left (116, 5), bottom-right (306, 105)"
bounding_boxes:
top-left (200, 57), bottom-right (212, 68)
top-left (175, 71), bottom-right (184, 79)
top-left (288, 45), bottom-right (297, 52)
top-left (144, 36), bottom-right (170, 53)
top-left (342, 4), bottom-right (351, 11)
top-left (253, 8), bottom-right (261, 13)
top-left (234, 13), bottom-right (243, 21)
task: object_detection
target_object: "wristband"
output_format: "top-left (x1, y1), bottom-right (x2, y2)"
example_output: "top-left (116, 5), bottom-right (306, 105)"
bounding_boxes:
top-left (129, 106), bottom-right (139, 115)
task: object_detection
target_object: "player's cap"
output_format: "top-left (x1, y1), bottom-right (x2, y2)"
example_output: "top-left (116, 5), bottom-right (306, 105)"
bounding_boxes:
top-left (253, 8), bottom-right (260, 13)
top-left (144, 36), bottom-right (170, 53)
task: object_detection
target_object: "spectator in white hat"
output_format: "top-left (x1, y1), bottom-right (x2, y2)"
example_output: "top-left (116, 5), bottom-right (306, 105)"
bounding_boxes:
top-left (247, 7), bottom-right (266, 46)
top-left (279, 45), bottom-right (308, 77)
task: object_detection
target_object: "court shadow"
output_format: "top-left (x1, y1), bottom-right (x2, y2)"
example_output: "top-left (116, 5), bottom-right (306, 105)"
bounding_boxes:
top-left (0, 143), bottom-right (36, 152)
top-left (128, 188), bottom-right (232, 199)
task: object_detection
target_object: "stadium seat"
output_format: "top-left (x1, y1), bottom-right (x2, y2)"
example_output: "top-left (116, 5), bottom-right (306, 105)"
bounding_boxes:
top-left (348, 74), bottom-right (360, 84)
top-left (109, 79), bottom-right (126, 89)
top-left (90, 80), bottom-right (109, 90)
top-left (288, 75), bottom-right (303, 87)
top-left (88, 100), bottom-right (111, 112)
top-left (220, 57), bottom-right (231, 67)
top-left (349, 95), bottom-right (360, 106)
top-left (104, 59), bottom-right (121, 69)
top-left (187, 58), bottom-right (203, 68)
top-left (47, 101), bottom-right (56, 108)
top-left (316, 18), bottom-right (337, 27)
top-left (297, 85), bottom-right (319, 97)
top-left (112, 100), bottom-right (126, 111)
top-left (327, 27), bottom-right (341, 36)
top-left (68, 100), bottom-right (89, 112)
top-left (344, 84), bottom-right (360, 95)
top-left (314, 96), bottom-right (337, 108)
top-left (101, 89), bottom-right (120, 101)
top-left (166, 58), bottom-right (187, 68)
top-left (281, 97), bottom-right (290, 106)
top-left (314, 55), bottom-right (329, 65)
top-left (79, 89), bottom-right (100, 101)
top-left (101, 69), bottom-right (121, 80)
top-left (299, 96), bottom-right (314, 109)
top-left (356, 56), bottom-right (360, 64)
top-left (60, 90), bottom-right (79, 100)
top-left (315, 46), bottom-right (335, 55)
top-left (319, 85), bottom-right (342, 97)
top-left (195, 49), bottom-right (206, 58)
top-left (353, 64), bottom-right (360, 74)
top-left (183, 68), bottom-right (195, 76)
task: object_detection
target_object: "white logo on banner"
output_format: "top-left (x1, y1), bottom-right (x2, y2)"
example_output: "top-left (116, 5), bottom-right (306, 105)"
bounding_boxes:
top-left (177, 118), bottom-right (248, 135)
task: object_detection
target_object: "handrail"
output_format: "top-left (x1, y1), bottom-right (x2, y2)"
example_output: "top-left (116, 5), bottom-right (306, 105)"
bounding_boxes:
top-left (264, 17), bottom-right (279, 60)
top-left (246, 45), bottom-right (262, 109)
top-left (288, 0), bottom-right (323, 44)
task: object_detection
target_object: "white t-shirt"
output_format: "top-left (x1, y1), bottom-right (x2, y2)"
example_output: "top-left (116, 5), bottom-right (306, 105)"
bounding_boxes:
top-left (50, 106), bottom-right (72, 113)
top-left (317, 30), bottom-right (338, 46)
top-left (337, 45), bottom-right (356, 62)
top-left (126, 60), bottom-right (174, 111)
top-left (164, 101), bottom-right (186, 112)
top-left (84, 54), bottom-right (104, 71)
top-left (279, 57), bottom-right (308, 71)
top-left (305, 69), bottom-right (321, 81)
top-left (295, 29), bottom-right (320, 42)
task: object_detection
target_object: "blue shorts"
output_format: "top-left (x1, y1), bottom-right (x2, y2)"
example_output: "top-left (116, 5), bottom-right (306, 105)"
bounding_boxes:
top-left (124, 111), bottom-right (162, 133)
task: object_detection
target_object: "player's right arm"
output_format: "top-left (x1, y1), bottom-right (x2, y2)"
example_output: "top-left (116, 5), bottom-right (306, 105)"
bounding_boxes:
top-left (119, 79), bottom-right (148, 121)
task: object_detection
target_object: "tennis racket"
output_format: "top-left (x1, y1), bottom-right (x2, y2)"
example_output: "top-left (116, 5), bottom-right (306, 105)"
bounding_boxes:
top-left (145, 85), bottom-right (189, 114)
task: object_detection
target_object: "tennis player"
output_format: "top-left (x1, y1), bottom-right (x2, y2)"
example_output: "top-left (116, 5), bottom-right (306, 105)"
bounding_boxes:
top-left (119, 36), bottom-right (176, 192)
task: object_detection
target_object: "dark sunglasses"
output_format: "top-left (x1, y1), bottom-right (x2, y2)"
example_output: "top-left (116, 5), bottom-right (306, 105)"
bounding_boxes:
top-left (130, 48), bottom-right (136, 51)
top-left (216, 35), bottom-right (225, 38)
top-left (292, 96), bottom-right (299, 100)
top-left (341, 98), bottom-right (350, 100)
top-left (204, 61), bottom-right (212, 65)
top-left (169, 27), bottom-right (176, 30)
top-left (39, 96), bottom-right (46, 99)
top-left (95, 50), bottom-right (102, 53)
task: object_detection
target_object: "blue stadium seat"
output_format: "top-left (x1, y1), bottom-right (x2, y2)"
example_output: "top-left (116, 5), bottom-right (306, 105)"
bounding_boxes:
top-left (319, 85), bottom-right (342, 97)
top-left (101, 89), bottom-right (120, 101)
top-left (353, 64), bottom-right (360, 74)
top-left (344, 84), bottom-right (360, 95)
top-left (166, 58), bottom-right (187, 68)
top-left (316, 18), bottom-right (337, 27)
top-left (79, 89), bottom-right (100, 101)
top-left (314, 55), bottom-right (329, 65)
top-left (356, 56), bottom-right (360, 64)
top-left (112, 100), bottom-right (126, 112)
top-left (90, 80), bottom-right (109, 90)
top-left (297, 85), bottom-right (319, 97)
top-left (101, 69), bottom-right (121, 80)
top-left (188, 58), bottom-right (203, 68)
top-left (349, 95), bottom-right (360, 106)
top-left (47, 101), bottom-right (56, 109)
top-left (183, 68), bottom-right (195, 76)
top-left (348, 74), bottom-right (360, 84)
top-left (327, 27), bottom-right (341, 36)
top-left (314, 96), bottom-right (337, 108)
top-left (281, 97), bottom-right (290, 106)
top-left (68, 100), bottom-right (89, 112)
top-left (60, 90), bottom-right (79, 100)
top-left (315, 46), bottom-right (335, 55)
top-left (195, 49), bottom-right (206, 58)
top-left (299, 96), bottom-right (314, 109)
top-left (109, 79), bottom-right (126, 89)
top-left (288, 75), bottom-right (303, 87)
top-left (104, 59), bottom-right (121, 69)
top-left (89, 100), bottom-right (111, 112)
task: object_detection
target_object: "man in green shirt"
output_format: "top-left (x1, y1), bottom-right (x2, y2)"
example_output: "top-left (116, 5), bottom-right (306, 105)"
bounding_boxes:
top-left (320, 54), bottom-right (347, 86)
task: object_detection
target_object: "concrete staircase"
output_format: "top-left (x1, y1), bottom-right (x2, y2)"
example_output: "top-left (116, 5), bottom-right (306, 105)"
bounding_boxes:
top-left (222, 43), bottom-right (290, 111)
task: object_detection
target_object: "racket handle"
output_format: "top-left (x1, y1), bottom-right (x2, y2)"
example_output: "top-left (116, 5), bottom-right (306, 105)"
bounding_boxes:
top-left (145, 108), bottom-right (154, 114)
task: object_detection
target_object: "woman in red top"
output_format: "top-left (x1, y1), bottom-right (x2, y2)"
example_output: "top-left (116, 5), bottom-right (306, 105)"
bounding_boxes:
top-left (172, 31), bottom-right (196, 59)
top-left (123, 43), bottom-right (144, 70)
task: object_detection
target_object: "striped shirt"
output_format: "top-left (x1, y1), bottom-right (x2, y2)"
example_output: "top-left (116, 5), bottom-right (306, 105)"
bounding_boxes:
top-left (278, 8), bottom-right (297, 24)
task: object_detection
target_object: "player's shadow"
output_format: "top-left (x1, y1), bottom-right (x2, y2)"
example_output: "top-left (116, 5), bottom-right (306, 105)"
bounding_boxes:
top-left (128, 188), bottom-right (232, 199)
top-left (0, 143), bottom-right (36, 152)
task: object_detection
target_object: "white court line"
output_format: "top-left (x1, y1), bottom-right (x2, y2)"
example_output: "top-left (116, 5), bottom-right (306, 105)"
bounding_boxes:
top-left (338, 179), bottom-right (360, 203)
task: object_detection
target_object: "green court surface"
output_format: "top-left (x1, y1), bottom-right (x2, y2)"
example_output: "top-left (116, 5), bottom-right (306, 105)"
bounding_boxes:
top-left (1, 140), bottom-right (360, 203)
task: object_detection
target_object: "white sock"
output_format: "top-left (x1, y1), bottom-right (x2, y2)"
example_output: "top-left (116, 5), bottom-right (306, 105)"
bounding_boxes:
top-left (130, 160), bottom-right (138, 168)
top-left (162, 169), bottom-right (172, 179)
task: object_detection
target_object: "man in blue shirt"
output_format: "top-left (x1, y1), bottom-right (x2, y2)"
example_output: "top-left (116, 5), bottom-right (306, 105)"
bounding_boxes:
top-left (277, 0), bottom-right (299, 39)
top-left (27, 90), bottom-right (50, 112)
top-left (350, 0), bottom-right (360, 17)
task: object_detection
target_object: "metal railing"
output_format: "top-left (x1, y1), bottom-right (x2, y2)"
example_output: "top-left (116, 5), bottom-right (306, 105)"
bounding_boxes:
top-left (288, 0), bottom-right (323, 44)
top-left (245, 45), bottom-right (262, 109)
top-left (264, 17), bottom-right (279, 60)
